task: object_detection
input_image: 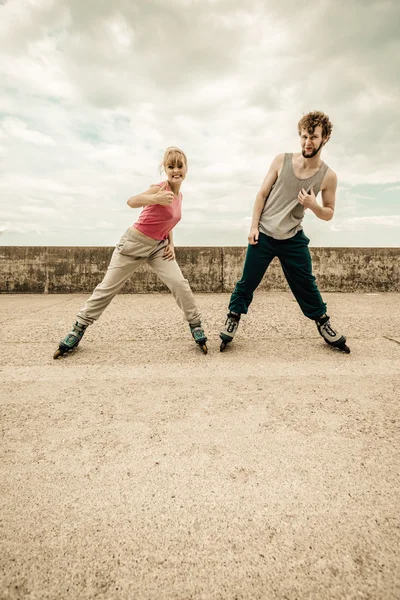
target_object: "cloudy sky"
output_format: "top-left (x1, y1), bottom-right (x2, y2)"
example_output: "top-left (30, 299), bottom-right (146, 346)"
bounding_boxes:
top-left (0, 0), bottom-right (399, 247)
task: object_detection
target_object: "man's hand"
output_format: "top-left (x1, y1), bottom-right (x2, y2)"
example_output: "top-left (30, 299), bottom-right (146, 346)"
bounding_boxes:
top-left (298, 187), bottom-right (317, 210)
top-left (163, 243), bottom-right (175, 261)
top-left (248, 227), bottom-right (259, 245)
top-left (154, 184), bottom-right (174, 206)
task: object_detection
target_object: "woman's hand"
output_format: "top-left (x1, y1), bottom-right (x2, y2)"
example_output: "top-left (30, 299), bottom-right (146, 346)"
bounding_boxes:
top-left (154, 184), bottom-right (174, 206)
top-left (163, 243), bottom-right (175, 261)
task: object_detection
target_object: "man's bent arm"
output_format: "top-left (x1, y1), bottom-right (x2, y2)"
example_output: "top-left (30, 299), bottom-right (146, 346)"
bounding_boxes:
top-left (310, 170), bottom-right (337, 221)
top-left (309, 203), bottom-right (334, 221)
top-left (299, 169), bottom-right (337, 221)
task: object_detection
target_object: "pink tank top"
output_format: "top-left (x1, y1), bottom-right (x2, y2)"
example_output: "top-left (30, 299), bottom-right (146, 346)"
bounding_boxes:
top-left (133, 181), bottom-right (182, 240)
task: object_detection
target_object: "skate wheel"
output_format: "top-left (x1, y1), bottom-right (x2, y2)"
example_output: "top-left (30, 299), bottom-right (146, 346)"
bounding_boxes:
top-left (342, 344), bottom-right (351, 354)
top-left (200, 343), bottom-right (208, 355)
top-left (220, 341), bottom-right (228, 352)
top-left (53, 349), bottom-right (62, 359)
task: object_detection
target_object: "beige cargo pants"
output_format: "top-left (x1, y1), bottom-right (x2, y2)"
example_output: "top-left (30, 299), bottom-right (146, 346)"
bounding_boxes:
top-left (76, 227), bottom-right (201, 326)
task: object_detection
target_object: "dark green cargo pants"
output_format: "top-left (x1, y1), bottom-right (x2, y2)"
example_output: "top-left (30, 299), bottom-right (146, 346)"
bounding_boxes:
top-left (229, 230), bottom-right (327, 320)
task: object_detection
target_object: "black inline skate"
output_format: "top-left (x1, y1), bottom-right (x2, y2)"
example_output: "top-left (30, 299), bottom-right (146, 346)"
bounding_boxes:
top-left (315, 315), bottom-right (350, 354)
top-left (190, 323), bottom-right (208, 354)
top-left (53, 321), bottom-right (88, 359)
top-left (219, 311), bottom-right (241, 352)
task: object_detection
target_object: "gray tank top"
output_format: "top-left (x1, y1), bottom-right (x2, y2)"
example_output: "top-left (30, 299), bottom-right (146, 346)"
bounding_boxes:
top-left (258, 153), bottom-right (329, 240)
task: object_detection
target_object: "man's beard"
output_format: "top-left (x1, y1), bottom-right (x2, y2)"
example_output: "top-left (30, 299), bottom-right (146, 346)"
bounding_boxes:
top-left (302, 140), bottom-right (324, 158)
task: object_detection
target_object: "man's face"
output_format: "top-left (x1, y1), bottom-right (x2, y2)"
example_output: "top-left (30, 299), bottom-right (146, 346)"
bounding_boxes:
top-left (300, 126), bottom-right (327, 158)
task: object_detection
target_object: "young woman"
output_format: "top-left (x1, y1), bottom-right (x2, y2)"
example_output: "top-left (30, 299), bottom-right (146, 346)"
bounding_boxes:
top-left (54, 147), bottom-right (208, 358)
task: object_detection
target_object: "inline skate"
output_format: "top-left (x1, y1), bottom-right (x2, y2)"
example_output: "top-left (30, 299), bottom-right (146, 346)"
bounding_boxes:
top-left (190, 323), bottom-right (208, 354)
top-left (219, 311), bottom-right (241, 352)
top-left (316, 315), bottom-right (350, 354)
top-left (53, 321), bottom-right (88, 359)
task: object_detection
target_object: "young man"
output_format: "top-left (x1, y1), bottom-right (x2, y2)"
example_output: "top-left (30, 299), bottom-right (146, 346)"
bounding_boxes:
top-left (220, 110), bottom-right (350, 353)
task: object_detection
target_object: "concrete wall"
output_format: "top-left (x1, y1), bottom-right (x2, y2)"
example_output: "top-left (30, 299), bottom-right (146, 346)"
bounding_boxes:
top-left (0, 246), bottom-right (399, 293)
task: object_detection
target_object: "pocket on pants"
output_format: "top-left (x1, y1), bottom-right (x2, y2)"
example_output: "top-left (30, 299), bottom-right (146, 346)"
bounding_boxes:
top-left (116, 229), bottom-right (128, 249)
top-left (116, 228), bottom-right (146, 257)
top-left (298, 230), bottom-right (310, 245)
top-left (116, 228), bottom-right (131, 254)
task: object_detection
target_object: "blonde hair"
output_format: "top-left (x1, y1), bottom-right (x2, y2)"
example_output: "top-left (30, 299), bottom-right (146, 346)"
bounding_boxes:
top-left (160, 146), bottom-right (187, 173)
top-left (298, 111), bottom-right (333, 140)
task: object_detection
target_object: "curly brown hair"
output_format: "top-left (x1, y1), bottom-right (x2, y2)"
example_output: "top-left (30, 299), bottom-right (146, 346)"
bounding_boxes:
top-left (298, 111), bottom-right (333, 140)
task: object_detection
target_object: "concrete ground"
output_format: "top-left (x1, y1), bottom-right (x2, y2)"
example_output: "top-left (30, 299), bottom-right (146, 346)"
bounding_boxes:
top-left (0, 292), bottom-right (399, 600)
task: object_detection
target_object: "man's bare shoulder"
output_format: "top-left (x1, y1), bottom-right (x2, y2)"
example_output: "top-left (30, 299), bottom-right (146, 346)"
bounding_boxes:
top-left (273, 153), bottom-right (285, 164)
top-left (322, 167), bottom-right (337, 190)
top-left (270, 153), bottom-right (285, 173)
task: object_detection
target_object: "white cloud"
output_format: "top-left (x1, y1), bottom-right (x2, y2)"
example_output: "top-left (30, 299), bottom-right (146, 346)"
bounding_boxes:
top-left (1, 117), bottom-right (57, 146)
top-left (95, 221), bottom-right (116, 230)
top-left (0, 221), bottom-right (49, 234)
top-left (332, 215), bottom-right (400, 232)
top-left (0, 0), bottom-right (399, 247)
